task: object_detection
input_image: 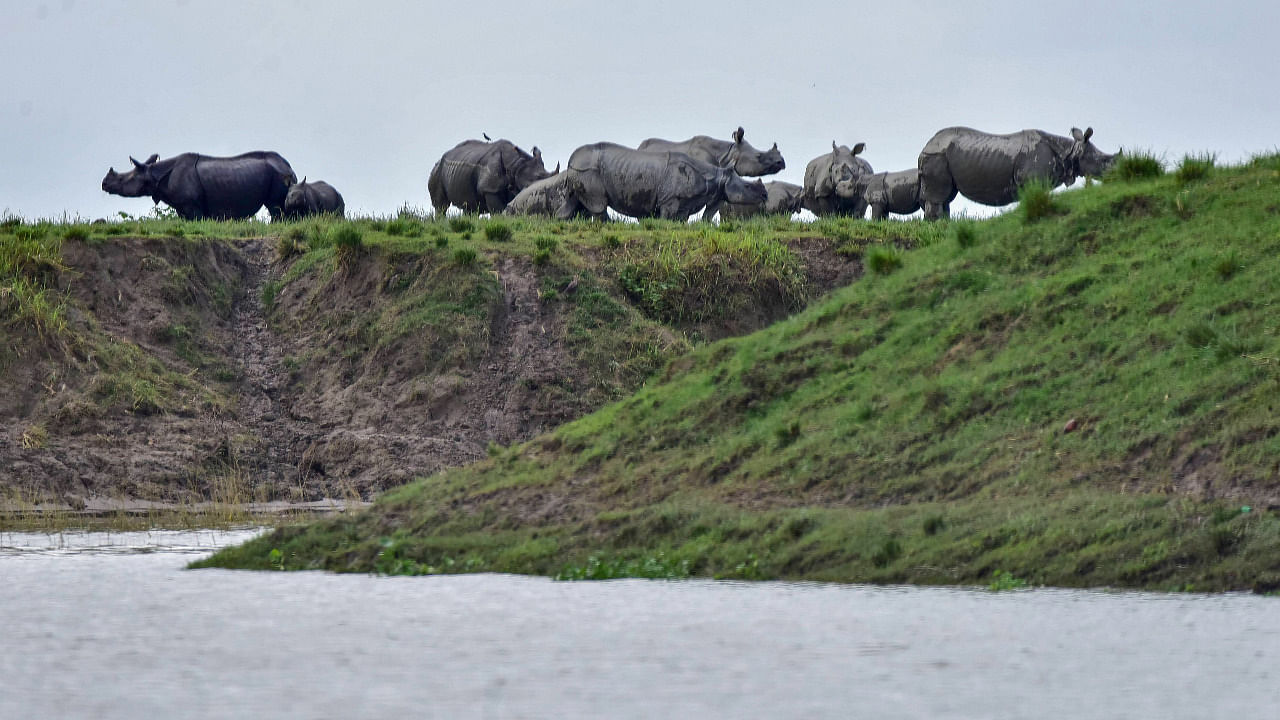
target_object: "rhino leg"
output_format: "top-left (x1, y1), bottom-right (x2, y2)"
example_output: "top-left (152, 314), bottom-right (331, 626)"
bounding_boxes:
top-left (482, 192), bottom-right (508, 215)
top-left (428, 161), bottom-right (449, 216)
top-left (918, 152), bottom-right (956, 220)
top-left (869, 202), bottom-right (888, 221)
top-left (700, 197), bottom-right (722, 223)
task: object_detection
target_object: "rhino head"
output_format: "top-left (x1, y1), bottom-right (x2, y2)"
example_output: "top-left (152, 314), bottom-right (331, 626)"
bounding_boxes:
top-left (1067, 127), bottom-right (1117, 178)
top-left (722, 169), bottom-right (769, 206)
top-left (101, 154), bottom-right (162, 197)
top-left (833, 171), bottom-right (870, 201)
top-left (722, 126), bottom-right (785, 176)
top-left (283, 177), bottom-right (310, 216)
top-left (504, 144), bottom-right (557, 194)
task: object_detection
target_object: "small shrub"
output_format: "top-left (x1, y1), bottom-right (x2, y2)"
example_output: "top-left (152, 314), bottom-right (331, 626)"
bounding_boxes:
top-left (1175, 153), bottom-right (1215, 185)
top-left (329, 224), bottom-right (363, 266)
top-left (483, 221), bottom-right (512, 242)
top-left (166, 225), bottom-right (186, 238)
top-left (20, 424), bottom-right (48, 449)
top-left (1214, 251), bottom-right (1243, 280)
top-left (1018, 178), bottom-right (1059, 222)
top-left (922, 514), bottom-right (946, 536)
top-left (866, 246), bottom-right (903, 275)
top-left (1107, 150), bottom-right (1165, 181)
top-left (534, 235), bottom-right (558, 252)
top-left (63, 226), bottom-right (89, 242)
top-left (448, 217), bottom-right (473, 234)
top-left (603, 233), bottom-right (621, 249)
top-left (532, 249), bottom-right (552, 266)
top-left (452, 247), bottom-right (478, 266)
top-left (385, 218), bottom-right (410, 236)
top-left (774, 420), bottom-right (802, 447)
top-left (988, 570), bottom-right (1028, 591)
top-left (952, 222), bottom-right (978, 249)
top-left (276, 228), bottom-right (307, 259)
top-left (434, 235), bottom-right (449, 249)
top-left (1184, 321), bottom-right (1217, 349)
top-left (870, 536), bottom-right (902, 568)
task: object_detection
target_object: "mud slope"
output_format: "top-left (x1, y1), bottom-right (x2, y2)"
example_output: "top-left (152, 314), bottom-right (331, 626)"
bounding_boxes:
top-left (2, 222), bottom-right (869, 507)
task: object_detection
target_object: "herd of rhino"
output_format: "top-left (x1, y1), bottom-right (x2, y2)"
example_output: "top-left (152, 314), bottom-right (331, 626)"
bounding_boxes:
top-left (100, 125), bottom-right (1118, 223)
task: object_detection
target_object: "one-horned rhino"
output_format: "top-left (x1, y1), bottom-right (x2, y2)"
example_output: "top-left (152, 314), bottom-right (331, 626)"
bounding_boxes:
top-left (428, 138), bottom-right (556, 215)
top-left (803, 141), bottom-right (874, 217)
top-left (283, 178), bottom-right (345, 219)
top-left (835, 169), bottom-right (921, 220)
top-left (638, 126), bottom-right (785, 177)
top-left (101, 151), bottom-right (296, 221)
top-left (558, 142), bottom-right (767, 222)
top-left (917, 126), bottom-right (1118, 219)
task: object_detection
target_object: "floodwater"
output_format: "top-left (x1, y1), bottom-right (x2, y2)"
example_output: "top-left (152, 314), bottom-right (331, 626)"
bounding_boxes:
top-left (1, 529), bottom-right (1276, 719)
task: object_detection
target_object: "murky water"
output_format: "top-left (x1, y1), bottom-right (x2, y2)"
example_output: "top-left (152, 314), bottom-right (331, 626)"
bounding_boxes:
top-left (1, 529), bottom-right (1276, 719)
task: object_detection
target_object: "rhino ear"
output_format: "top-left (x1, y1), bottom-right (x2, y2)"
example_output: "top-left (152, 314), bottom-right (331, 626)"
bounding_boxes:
top-left (1071, 127), bottom-right (1085, 142)
top-left (771, 142), bottom-right (778, 151)
top-left (1083, 127), bottom-right (1094, 142)
top-left (832, 140), bottom-right (838, 151)
top-left (532, 146), bottom-right (542, 160)
top-left (553, 161), bottom-right (560, 174)
top-left (852, 142), bottom-right (866, 156)
top-left (130, 156), bottom-right (144, 169)
top-left (733, 126), bottom-right (744, 144)
top-left (145, 154), bottom-right (159, 165)
top-left (300, 176), bottom-right (306, 184)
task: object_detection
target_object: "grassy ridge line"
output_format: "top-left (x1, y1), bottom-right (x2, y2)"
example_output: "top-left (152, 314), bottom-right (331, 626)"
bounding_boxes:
top-left (196, 153), bottom-right (1280, 591)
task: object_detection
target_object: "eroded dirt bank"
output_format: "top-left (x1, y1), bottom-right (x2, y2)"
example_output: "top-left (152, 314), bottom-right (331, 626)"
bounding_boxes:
top-left (1, 233), bottom-right (863, 507)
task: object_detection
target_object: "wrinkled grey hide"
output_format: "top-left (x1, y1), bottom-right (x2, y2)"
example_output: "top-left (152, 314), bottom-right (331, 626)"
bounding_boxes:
top-left (428, 139), bottom-right (556, 215)
top-left (101, 151), bottom-right (296, 220)
top-left (283, 178), bottom-right (345, 219)
top-left (835, 169), bottom-right (921, 220)
top-left (559, 142), bottom-right (767, 222)
top-left (504, 173), bottom-right (579, 217)
top-left (917, 126), bottom-right (1117, 219)
top-left (720, 181), bottom-right (805, 219)
top-left (637, 126), bottom-right (785, 177)
top-left (803, 141), bottom-right (874, 217)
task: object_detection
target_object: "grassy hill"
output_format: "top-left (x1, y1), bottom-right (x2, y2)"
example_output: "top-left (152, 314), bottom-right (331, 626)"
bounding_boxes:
top-left (200, 155), bottom-right (1280, 591)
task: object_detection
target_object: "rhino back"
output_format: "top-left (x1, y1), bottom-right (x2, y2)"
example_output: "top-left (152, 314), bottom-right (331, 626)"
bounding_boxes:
top-left (192, 154), bottom-right (291, 219)
top-left (506, 174), bottom-right (569, 216)
top-left (764, 181), bottom-right (803, 214)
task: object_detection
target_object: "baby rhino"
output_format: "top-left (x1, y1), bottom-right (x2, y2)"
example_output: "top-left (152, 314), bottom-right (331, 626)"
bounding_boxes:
top-left (283, 178), bottom-right (344, 219)
top-left (836, 169), bottom-right (921, 220)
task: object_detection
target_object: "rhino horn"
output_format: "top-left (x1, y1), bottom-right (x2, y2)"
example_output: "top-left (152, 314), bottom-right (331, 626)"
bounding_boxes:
top-left (852, 142), bottom-right (866, 156)
top-left (553, 161), bottom-right (560, 174)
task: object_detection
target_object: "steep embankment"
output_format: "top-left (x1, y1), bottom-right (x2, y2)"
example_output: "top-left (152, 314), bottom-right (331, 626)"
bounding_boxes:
top-left (1, 214), bottom-right (885, 507)
top-left (203, 157), bottom-right (1280, 591)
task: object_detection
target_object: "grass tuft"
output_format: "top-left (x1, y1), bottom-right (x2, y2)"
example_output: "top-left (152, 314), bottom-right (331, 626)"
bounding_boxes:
top-left (1018, 178), bottom-right (1059, 222)
top-left (1175, 153), bottom-right (1216, 185)
top-left (1107, 150), bottom-right (1165, 181)
top-left (483, 221), bottom-right (513, 242)
top-left (452, 247), bottom-right (478, 266)
top-left (865, 246), bottom-right (903, 274)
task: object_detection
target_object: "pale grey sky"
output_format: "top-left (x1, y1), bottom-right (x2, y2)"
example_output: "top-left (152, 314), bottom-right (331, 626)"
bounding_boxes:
top-left (3, 0), bottom-right (1277, 220)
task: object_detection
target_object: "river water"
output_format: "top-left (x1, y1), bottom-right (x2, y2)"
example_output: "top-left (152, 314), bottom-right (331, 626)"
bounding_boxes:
top-left (0, 529), bottom-right (1275, 719)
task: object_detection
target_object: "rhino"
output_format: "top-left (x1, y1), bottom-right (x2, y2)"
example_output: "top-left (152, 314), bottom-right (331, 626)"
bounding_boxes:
top-left (835, 169), bottom-right (921, 220)
top-left (283, 178), bottom-right (344, 219)
top-left (558, 142), bottom-right (767, 222)
top-left (504, 173), bottom-right (577, 217)
top-left (917, 126), bottom-right (1118, 219)
top-left (101, 151), bottom-right (296, 221)
top-left (803, 141), bottom-right (874, 217)
top-left (428, 138), bottom-right (556, 215)
top-left (720, 181), bottom-right (805, 219)
top-left (637, 127), bottom-right (785, 177)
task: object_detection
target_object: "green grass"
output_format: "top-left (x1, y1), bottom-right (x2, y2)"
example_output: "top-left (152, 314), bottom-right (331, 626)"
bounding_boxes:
top-left (199, 157), bottom-right (1280, 592)
top-left (1176, 153), bottom-right (1216, 185)
top-left (1018, 178), bottom-right (1059, 222)
top-left (1107, 149), bottom-right (1165, 181)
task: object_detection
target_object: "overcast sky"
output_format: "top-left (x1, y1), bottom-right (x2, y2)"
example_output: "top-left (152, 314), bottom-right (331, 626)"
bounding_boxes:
top-left (3, 0), bottom-right (1277, 221)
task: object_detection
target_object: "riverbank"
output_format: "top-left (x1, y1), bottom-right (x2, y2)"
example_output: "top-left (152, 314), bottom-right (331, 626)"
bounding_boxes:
top-left (200, 155), bottom-right (1280, 591)
top-left (3, 212), bottom-right (904, 509)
